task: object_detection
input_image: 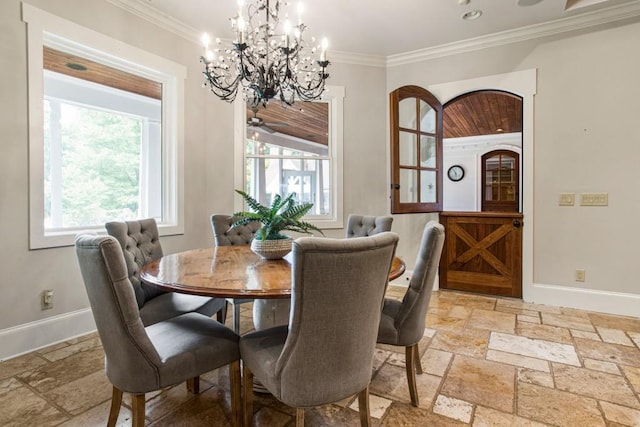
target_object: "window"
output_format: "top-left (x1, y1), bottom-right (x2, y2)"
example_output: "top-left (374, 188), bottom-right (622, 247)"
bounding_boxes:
top-left (234, 87), bottom-right (344, 229)
top-left (24, 4), bottom-right (186, 249)
top-left (390, 85), bottom-right (443, 213)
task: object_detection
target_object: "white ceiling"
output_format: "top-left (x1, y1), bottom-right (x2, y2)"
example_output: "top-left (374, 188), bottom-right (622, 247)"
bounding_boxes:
top-left (112, 0), bottom-right (640, 58)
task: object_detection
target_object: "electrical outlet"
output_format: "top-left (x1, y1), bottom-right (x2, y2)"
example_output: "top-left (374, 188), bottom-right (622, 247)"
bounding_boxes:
top-left (575, 269), bottom-right (585, 282)
top-left (41, 290), bottom-right (54, 310)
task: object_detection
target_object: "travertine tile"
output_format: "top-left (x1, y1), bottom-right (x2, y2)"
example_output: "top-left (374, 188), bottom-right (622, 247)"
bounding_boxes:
top-left (570, 329), bottom-right (601, 341)
top-left (621, 365), bottom-right (640, 394)
top-left (44, 370), bottom-right (113, 415)
top-left (441, 355), bottom-right (515, 413)
top-left (486, 349), bottom-right (550, 372)
top-left (57, 399), bottom-right (132, 427)
top-left (517, 314), bottom-right (541, 324)
top-left (426, 313), bottom-right (467, 331)
top-left (552, 363), bottom-right (640, 408)
top-left (420, 348), bottom-right (453, 376)
top-left (454, 294), bottom-right (496, 310)
top-left (248, 406), bottom-right (291, 427)
top-left (432, 394), bottom-right (473, 423)
top-left (517, 368), bottom-right (554, 388)
top-left (600, 401), bottom-right (640, 427)
top-left (469, 309), bottom-right (515, 334)
top-left (473, 405), bottom-right (550, 427)
top-left (380, 402), bottom-right (467, 426)
top-left (516, 321), bottom-right (572, 344)
top-left (369, 362), bottom-right (441, 408)
top-left (517, 382), bottom-right (605, 426)
top-left (429, 327), bottom-right (489, 358)
top-left (303, 403), bottom-right (369, 427)
top-left (629, 331), bottom-right (640, 348)
top-left (0, 381), bottom-right (68, 427)
top-left (448, 305), bottom-right (473, 319)
top-left (583, 358), bottom-right (621, 375)
top-left (588, 313), bottom-right (640, 333)
top-left (597, 326), bottom-right (635, 346)
top-left (16, 347), bottom-right (105, 393)
top-left (495, 298), bottom-right (561, 314)
top-left (40, 336), bottom-right (102, 363)
top-left (0, 353), bottom-right (48, 381)
top-left (147, 387), bottom-right (233, 427)
top-left (349, 393), bottom-right (392, 419)
top-left (541, 312), bottom-right (595, 332)
top-left (574, 337), bottom-right (640, 367)
top-left (488, 332), bottom-right (581, 366)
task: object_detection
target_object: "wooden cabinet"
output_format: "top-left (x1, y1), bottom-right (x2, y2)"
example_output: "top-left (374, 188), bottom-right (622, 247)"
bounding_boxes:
top-left (481, 150), bottom-right (519, 212)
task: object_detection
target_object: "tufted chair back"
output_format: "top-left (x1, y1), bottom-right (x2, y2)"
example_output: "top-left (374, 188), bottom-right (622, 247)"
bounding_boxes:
top-left (211, 214), bottom-right (261, 246)
top-left (346, 214), bottom-right (393, 238)
top-left (105, 218), bottom-right (165, 308)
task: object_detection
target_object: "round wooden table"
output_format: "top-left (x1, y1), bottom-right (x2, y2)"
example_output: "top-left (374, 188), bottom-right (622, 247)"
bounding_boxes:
top-left (140, 245), bottom-right (406, 299)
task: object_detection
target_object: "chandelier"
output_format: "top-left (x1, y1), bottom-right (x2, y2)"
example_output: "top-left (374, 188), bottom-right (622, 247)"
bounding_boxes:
top-left (200, 0), bottom-right (330, 108)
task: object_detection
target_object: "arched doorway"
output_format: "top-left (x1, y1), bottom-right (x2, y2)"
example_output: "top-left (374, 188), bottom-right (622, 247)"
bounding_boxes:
top-left (439, 90), bottom-right (524, 298)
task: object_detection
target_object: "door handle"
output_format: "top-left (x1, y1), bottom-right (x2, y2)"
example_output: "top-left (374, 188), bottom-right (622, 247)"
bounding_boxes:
top-left (513, 219), bottom-right (521, 228)
top-left (391, 184), bottom-right (400, 190)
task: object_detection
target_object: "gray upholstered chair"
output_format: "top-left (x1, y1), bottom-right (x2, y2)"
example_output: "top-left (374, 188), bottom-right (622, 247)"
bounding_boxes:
top-left (376, 220), bottom-right (445, 407)
top-left (105, 218), bottom-right (227, 326)
top-left (75, 234), bottom-right (241, 427)
top-left (210, 214), bottom-right (261, 333)
top-left (240, 232), bottom-right (399, 427)
top-left (345, 214), bottom-right (393, 238)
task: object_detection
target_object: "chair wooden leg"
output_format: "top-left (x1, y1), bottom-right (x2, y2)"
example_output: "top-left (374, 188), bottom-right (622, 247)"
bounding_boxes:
top-left (413, 344), bottom-right (423, 375)
top-left (295, 408), bottom-right (305, 427)
top-left (405, 345), bottom-right (419, 407)
top-left (358, 386), bottom-right (372, 427)
top-left (107, 386), bottom-right (123, 427)
top-left (243, 364), bottom-right (254, 427)
top-left (186, 376), bottom-right (200, 394)
top-left (229, 361), bottom-right (242, 427)
top-left (131, 393), bottom-right (146, 427)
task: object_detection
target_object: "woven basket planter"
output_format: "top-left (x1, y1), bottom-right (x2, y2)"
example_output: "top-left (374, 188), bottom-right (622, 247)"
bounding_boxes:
top-left (251, 237), bottom-right (293, 260)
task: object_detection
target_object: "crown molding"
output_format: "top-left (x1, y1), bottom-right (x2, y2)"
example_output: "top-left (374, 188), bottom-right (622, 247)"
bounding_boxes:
top-left (387, 1), bottom-right (640, 67)
top-left (107, 0), bottom-right (640, 68)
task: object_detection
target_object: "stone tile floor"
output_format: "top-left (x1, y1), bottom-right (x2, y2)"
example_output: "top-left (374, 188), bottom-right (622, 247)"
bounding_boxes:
top-left (1, 287), bottom-right (640, 426)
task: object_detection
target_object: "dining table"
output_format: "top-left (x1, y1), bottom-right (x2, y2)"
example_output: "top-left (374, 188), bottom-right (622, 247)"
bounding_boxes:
top-left (140, 244), bottom-right (406, 300)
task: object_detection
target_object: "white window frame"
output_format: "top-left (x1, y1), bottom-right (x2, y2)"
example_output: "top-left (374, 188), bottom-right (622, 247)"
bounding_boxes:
top-left (23, 3), bottom-right (186, 249)
top-left (233, 86), bottom-right (345, 229)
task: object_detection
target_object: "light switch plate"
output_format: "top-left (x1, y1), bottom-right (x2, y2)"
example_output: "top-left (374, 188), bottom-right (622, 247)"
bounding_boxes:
top-left (580, 193), bottom-right (608, 206)
top-left (559, 193), bottom-right (575, 206)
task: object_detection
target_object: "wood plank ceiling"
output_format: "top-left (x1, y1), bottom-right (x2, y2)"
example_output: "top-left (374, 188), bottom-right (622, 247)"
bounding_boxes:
top-left (246, 102), bottom-right (329, 146)
top-left (43, 47), bottom-right (162, 100)
top-left (443, 91), bottom-right (522, 138)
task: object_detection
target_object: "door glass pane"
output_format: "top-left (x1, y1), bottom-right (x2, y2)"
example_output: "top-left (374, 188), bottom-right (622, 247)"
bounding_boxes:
top-left (399, 168), bottom-right (417, 203)
top-left (419, 100), bottom-right (435, 133)
top-left (399, 131), bottom-right (417, 166)
top-left (420, 135), bottom-right (436, 167)
top-left (399, 98), bottom-right (417, 130)
top-left (420, 170), bottom-right (437, 203)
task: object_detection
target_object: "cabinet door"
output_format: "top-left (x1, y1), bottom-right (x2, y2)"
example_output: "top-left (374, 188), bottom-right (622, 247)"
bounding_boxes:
top-left (481, 150), bottom-right (519, 212)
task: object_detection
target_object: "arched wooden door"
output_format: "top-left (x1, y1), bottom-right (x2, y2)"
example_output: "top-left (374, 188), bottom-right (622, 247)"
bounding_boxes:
top-left (439, 91), bottom-right (523, 298)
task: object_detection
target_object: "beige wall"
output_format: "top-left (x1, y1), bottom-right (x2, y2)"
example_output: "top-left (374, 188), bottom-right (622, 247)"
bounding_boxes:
top-left (387, 19), bottom-right (640, 303)
top-left (0, 0), bottom-right (389, 348)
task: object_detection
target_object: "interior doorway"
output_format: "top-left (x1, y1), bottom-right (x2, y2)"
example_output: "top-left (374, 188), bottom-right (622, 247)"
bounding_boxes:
top-left (439, 90), bottom-right (524, 298)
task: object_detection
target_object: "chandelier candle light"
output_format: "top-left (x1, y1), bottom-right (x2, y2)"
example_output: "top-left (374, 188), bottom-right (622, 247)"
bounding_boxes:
top-left (201, 0), bottom-right (330, 107)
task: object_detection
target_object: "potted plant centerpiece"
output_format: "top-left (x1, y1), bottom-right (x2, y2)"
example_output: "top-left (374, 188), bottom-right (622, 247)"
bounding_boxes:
top-left (232, 190), bottom-right (324, 259)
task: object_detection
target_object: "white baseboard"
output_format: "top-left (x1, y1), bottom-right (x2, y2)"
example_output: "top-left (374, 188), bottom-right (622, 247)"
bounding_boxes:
top-left (0, 308), bottom-right (96, 361)
top-left (525, 282), bottom-right (640, 318)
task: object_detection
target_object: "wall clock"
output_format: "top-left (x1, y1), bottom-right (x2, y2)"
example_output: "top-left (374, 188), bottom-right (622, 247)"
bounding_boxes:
top-left (447, 165), bottom-right (465, 182)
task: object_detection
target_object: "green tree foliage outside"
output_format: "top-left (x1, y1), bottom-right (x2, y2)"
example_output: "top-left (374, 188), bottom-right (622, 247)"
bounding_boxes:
top-left (44, 100), bottom-right (142, 228)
